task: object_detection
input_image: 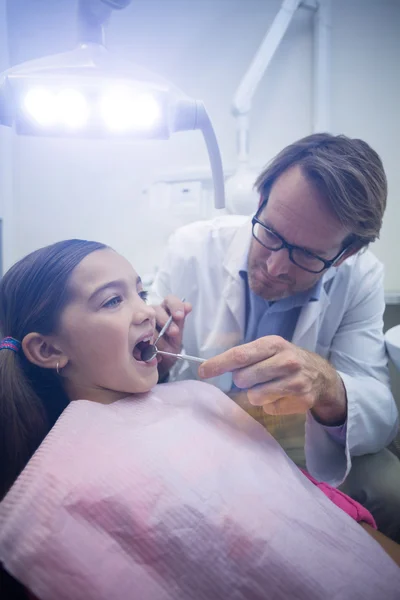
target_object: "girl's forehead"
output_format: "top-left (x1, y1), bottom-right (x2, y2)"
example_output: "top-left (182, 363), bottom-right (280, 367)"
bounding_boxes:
top-left (67, 249), bottom-right (139, 298)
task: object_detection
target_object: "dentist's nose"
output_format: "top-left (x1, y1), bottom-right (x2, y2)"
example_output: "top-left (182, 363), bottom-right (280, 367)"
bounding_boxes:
top-left (265, 248), bottom-right (291, 278)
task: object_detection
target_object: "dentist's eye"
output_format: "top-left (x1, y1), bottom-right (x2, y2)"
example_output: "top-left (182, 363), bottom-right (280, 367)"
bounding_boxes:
top-left (139, 290), bottom-right (148, 303)
top-left (103, 295), bottom-right (123, 309)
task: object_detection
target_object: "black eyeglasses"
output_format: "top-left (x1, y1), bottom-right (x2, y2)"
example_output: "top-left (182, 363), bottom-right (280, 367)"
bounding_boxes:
top-left (251, 214), bottom-right (353, 274)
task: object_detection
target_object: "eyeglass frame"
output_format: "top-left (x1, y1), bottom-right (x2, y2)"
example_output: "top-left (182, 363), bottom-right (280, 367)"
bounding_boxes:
top-left (251, 202), bottom-right (355, 274)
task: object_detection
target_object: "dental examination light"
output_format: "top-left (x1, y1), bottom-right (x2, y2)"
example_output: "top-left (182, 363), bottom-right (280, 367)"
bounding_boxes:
top-left (0, 0), bottom-right (225, 208)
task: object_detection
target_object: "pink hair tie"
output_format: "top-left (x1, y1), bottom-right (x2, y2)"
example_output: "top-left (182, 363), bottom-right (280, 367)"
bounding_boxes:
top-left (0, 337), bottom-right (21, 353)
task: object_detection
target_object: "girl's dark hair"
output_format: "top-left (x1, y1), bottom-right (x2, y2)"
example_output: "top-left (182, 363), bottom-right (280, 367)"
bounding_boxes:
top-left (0, 239), bottom-right (106, 501)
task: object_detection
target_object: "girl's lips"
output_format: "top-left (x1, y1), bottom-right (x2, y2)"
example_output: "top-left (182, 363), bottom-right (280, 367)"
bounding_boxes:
top-left (133, 354), bottom-right (158, 368)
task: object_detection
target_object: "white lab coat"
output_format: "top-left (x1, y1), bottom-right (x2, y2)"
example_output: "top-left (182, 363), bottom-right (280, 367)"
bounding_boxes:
top-left (152, 216), bottom-right (399, 486)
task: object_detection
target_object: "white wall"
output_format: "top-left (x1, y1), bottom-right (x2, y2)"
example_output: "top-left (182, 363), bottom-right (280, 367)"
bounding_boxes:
top-left (0, 0), bottom-right (14, 273)
top-left (331, 0), bottom-right (400, 295)
top-left (2, 0), bottom-right (400, 291)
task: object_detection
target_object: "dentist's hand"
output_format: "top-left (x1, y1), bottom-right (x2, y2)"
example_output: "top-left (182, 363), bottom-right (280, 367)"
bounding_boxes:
top-left (198, 336), bottom-right (347, 425)
top-left (152, 296), bottom-right (192, 380)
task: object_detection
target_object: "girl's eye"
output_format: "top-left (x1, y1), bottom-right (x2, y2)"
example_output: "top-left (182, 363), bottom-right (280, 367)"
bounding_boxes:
top-left (103, 295), bottom-right (123, 309)
top-left (139, 290), bottom-right (148, 303)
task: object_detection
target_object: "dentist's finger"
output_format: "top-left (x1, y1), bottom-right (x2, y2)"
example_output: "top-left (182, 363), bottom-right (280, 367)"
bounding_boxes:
top-left (162, 295), bottom-right (192, 321)
top-left (152, 303), bottom-right (180, 336)
top-left (198, 336), bottom-right (282, 379)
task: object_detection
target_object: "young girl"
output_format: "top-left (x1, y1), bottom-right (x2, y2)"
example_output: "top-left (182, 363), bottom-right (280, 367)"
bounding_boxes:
top-left (0, 239), bottom-right (399, 600)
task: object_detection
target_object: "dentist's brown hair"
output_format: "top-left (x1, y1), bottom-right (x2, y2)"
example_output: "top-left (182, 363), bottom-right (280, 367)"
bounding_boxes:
top-left (255, 133), bottom-right (387, 247)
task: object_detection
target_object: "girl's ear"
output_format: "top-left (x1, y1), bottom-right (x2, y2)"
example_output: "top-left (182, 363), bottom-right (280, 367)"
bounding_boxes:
top-left (22, 332), bottom-right (68, 371)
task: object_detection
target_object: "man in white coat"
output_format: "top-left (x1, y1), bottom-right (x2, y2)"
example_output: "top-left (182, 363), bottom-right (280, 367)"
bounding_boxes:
top-left (152, 133), bottom-right (400, 541)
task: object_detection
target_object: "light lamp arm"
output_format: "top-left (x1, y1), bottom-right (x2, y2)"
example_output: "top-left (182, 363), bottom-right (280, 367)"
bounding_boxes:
top-left (77, 0), bottom-right (133, 45)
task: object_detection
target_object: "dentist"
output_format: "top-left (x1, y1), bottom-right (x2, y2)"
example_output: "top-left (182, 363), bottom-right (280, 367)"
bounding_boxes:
top-left (152, 133), bottom-right (400, 541)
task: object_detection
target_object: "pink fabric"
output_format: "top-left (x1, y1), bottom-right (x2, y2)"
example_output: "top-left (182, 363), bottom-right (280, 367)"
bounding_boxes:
top-left (301, 470), bottom-right (377, 529)
top-left (0, 380), bottom-right (399, 600)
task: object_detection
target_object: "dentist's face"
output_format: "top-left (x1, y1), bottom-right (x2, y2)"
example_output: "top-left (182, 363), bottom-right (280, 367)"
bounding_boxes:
top-left (247, 165), bottom-right (351, 301)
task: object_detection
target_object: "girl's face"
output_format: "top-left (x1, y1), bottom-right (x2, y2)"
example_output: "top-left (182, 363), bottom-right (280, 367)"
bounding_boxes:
top-left (56, 248), bottom-right (158, 404)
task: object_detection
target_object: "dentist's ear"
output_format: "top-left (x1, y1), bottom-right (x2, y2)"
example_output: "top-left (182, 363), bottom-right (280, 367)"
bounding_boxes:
top-left (334, 240), bottom-right (365, 267)
top-left (22, 332), bottom-right (68, 371)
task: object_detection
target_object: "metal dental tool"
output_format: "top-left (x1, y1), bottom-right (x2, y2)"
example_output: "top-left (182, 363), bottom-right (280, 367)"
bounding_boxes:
top-left (142, 297), bottom-right (205, 364)
top-left (153, 297), bottom-right (185, 346)
top-left (141, 344), bottom-right (205, 365)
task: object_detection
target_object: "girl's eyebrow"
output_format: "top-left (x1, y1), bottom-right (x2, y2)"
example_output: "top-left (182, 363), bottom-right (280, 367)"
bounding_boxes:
top-left (89, 276), bottom-right (142, 302)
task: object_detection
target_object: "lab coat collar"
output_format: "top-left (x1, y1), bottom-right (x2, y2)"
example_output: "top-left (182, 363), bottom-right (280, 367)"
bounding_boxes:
top-left (223, 217), bottom-right (253, 279)
top-left (220, 218), bottom-right (253, 335)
